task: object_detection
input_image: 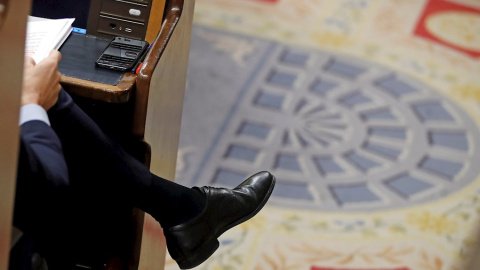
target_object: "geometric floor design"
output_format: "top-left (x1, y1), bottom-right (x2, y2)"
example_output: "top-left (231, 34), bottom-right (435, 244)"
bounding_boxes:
top-left (190, 41), bottom-right (480, 211)
top-left (165, 0), bottom-right (480, 267)
top-left (168, 1), bottom-right (480, 269)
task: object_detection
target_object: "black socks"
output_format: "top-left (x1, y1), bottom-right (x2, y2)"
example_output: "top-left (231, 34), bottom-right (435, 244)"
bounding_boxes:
top-left (141, 174), bottom-right (207, 228)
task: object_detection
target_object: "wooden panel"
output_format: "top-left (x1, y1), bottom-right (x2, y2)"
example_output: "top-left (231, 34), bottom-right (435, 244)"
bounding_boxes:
top-left (136, 0), bottom-right (195, 268)
top-left (470, 256), bottom-right (480, 270)
top-left (0, 0), bottom-right (29, 268)
top-left (467, 238), bottom-right (480, 270)
top-left (145, 0), bottom-right (166, 43)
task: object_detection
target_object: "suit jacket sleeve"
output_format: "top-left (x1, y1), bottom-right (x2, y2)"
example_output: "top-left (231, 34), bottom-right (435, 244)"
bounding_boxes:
top-left (18, 120), bottom-right (69, 189)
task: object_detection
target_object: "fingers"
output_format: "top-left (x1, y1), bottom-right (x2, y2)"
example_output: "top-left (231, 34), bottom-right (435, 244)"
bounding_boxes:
top-left (38, 50), bottom-right (62, 66)
top-left (55, 83), bottom-right (62, 94)
top-left (37, 51), bottom-right (62, 73)
top-left (24, 56), bottom-right (36, 68)
top-left (21, 51), bottom-right (63, 111)
top-left (47, 81), bottom-right (62, 111)
top-left (56, 71), bottom-right (62, 83)
top-left (48, 50), bottom-right (62, 63)
top-left (34, 51), bottom-right (62, 83)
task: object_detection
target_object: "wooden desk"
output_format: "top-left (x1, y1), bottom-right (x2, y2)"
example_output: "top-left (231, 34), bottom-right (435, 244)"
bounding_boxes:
top-left (59, 0), bottom-right (168, 104)
top-left (60, 70), bottom-right (137, 103)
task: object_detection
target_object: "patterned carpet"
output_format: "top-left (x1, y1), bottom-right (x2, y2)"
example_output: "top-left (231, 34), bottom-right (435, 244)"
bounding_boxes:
top-left (167, 0), bottom-right (480, 269)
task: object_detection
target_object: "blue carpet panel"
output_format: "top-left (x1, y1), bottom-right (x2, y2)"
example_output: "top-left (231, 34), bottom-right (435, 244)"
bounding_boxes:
top-left (177, 26), bottom-right (480, 212)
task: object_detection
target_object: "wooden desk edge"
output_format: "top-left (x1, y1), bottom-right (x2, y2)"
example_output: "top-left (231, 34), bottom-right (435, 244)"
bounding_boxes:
top-left (60, 1), bottom-right (180, 106)
top-left (132, 0), bottom-right (183, 138)
top-left (61, 71), bottom-right (137, 103)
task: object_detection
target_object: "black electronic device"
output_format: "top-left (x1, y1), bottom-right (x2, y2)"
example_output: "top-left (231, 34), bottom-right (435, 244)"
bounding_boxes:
top-left (95, 36), bottom-right (149, 71)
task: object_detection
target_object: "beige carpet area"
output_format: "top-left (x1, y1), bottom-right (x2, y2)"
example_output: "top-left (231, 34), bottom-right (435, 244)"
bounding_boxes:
top-left (166, 1), bottom-right (480, 269)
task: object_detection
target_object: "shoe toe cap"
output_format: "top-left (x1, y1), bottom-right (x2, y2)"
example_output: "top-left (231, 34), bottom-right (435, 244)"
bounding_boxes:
top-left (238, 171), bottom-right (275, 197)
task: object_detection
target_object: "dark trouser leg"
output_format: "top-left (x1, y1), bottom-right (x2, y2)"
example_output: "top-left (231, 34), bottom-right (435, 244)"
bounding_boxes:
top-left (12, 90), bottom-right (205, 270)
top-left (47, 90), bottom-right (204, 227)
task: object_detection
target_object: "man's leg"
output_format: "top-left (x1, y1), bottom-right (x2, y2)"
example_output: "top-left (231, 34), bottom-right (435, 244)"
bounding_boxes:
top-left (47, 90), bottom-right (206, 228)
top-left (47, 90), bottom-right (275, 269)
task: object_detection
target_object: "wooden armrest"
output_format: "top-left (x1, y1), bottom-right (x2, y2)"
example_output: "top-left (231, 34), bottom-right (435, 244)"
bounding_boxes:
top-left (130, 0), bottom-right (195, 269)
top-left (133, 0), bottom-right (185, 138)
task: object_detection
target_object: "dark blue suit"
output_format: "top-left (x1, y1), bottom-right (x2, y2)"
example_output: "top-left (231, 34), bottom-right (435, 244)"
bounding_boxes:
top-left (13, 120), bottom-right (69, 270)
top-left (13, 90), bottom-right (153, 268)
top-left (13, 90), bottom-right (202, 269)
top-left (18, 121), bottom-right (69, 190)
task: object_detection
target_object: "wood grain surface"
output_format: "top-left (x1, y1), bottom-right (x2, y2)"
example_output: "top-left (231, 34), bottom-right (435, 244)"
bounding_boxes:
top-left (136, 0), bottom-right (196, 269)
top-left (0, 0), bottom-right (29, 268)
top-left (145, 0), bottom-right (167, 43)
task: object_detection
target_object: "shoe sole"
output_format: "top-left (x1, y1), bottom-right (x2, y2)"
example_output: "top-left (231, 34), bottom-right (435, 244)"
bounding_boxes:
top-left (177, 176), bottom-right (277, 269)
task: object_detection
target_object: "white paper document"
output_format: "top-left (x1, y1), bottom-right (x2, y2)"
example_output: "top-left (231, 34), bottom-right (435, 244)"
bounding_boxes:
top-left (25, 16), bottom-right (75, 63)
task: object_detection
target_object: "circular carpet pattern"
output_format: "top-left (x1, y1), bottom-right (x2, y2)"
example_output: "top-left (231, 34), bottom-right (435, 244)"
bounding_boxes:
top-left (193, 44), bottom-right (480, 212)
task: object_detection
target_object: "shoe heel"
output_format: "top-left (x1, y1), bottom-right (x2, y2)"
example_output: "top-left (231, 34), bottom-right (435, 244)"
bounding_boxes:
top-left (177, 239), bottom-right (219, 269)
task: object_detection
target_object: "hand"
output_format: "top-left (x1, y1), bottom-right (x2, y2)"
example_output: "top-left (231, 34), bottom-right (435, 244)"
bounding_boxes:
top-left (21, 50), bottom-right (62, 110)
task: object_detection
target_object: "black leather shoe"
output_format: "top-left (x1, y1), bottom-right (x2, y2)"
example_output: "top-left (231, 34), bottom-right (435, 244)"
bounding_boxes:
top-left (164, 171), bottom-right (276, 269)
